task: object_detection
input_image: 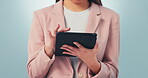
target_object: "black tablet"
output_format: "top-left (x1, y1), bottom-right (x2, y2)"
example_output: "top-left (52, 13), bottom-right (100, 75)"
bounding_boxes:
top-left (55, 32), bottom-right (97, 57)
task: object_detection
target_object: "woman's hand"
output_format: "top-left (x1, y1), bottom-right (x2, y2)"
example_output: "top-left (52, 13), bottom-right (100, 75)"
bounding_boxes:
top-left (60, 41), bottom-right (101, 74)
top-left (45, 24), bottom-right (71, 58)
top-left (60, 41), bottom-right (99, 63)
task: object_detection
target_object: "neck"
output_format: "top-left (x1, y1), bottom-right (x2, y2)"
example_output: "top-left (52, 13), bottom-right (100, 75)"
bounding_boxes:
top-left (63, 0), bottom-right (90, 12)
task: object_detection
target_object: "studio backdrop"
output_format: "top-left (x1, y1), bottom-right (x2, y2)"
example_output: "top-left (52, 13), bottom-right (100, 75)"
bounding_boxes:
top-left (0, 0), bottom-right (148, 78)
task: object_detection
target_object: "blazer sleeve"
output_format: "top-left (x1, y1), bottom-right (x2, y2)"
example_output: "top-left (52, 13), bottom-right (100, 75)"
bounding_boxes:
top-left (88, 14), bottom-right (120, 78)
top-left (26, 11), bottom-right (55, 78)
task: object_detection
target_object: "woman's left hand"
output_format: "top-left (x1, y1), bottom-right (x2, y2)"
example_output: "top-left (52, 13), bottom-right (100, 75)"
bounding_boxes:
top-left (60, 41), bottom-right (99, 64)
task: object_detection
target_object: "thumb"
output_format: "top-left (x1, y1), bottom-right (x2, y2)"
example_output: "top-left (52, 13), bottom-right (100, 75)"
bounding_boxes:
top-left (94, 40), bottom-right (99, 49)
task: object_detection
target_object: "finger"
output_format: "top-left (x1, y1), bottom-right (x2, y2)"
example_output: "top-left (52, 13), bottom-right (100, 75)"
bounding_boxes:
top-left (48, 30), bottom-right (52, 38)
top-left (53, 24), bottom-right (60, 36)
top-left (62, 52), bottom-right (76, 56)
top-left (94, 40), bottom-right (99, 49)
top-left (92, 40), bottom-right (99, 52)
top-left (58, 27), bottom-right (71, 32)
top-left (73, 42), bottom-right (84, 48)
top-left (62, 27), bottom-right (71, 32)
top-left (60, 47), bottom-right (76, 54)
top-left (62, 44), bottom-right (78, 52)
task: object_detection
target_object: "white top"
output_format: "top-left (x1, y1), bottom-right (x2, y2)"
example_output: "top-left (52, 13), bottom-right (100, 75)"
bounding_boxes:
top-left (63, 6), bottom-right (90, 78)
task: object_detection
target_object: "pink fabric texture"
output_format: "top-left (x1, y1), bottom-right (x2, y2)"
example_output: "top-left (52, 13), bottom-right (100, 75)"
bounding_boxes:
top-left (27, 0), bottom-right (120, 78)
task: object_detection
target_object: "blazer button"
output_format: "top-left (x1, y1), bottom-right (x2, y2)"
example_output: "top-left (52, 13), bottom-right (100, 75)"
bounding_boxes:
top-left (78, 72), bottom-right (84, 77)
top-left (97, 14), bottom-right (100, 16)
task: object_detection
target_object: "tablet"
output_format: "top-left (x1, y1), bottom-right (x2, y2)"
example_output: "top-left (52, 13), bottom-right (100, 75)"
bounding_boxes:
top-left (55, 32), bottom-right (97, 57)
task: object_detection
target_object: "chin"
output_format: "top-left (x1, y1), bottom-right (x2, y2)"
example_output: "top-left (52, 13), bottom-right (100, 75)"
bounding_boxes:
top-left (71, 0), bottom-right (86, 4)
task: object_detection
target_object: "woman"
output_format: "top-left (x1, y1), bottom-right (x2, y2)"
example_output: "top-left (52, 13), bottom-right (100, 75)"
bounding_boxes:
top-left (27, 0), bottom-right (120, 78)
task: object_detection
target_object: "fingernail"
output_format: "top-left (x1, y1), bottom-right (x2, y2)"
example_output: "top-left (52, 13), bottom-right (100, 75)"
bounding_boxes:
top-left (58, 24), bottom-right (60, 27)
top-left (73, 42), bottom-right (76, 44)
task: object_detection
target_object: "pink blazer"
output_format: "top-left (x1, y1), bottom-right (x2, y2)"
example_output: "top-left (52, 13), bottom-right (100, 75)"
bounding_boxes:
top-left (27, 0), bottom-right (120, 78)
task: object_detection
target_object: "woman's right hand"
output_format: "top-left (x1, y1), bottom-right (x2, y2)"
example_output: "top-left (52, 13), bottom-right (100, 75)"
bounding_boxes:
top-left (44, 24), bottom-right (71, 58)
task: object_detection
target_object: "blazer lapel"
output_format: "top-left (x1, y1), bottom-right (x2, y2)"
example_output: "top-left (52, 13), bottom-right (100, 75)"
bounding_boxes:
top-left (85, 2), bottom-right (101, 33)
top-left (51, 0), bottom-right (66, 31)
top-left (77, 3), bottom-right (102, 71)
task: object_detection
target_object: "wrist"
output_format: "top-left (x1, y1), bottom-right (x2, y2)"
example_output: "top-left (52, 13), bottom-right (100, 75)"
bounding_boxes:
top-left (84, 57), bottom-right (97, 65)
top-left (44, 45), bottom-right (54, 57)
top-left (86, 58), bottom-right (101, 74)
top-left (86, 58), bottom-right (98, 67)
